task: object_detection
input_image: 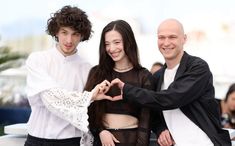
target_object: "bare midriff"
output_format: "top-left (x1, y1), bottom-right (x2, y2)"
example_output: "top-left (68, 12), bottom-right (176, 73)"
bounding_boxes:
top-left (103, 113), bottom-right (138, 129)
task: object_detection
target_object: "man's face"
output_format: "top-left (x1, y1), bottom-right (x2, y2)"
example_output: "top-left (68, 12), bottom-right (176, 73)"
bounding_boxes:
top-left (56, 27), bottom-right (82, 56)
top-left (157, 20), bottom-right (186, 62)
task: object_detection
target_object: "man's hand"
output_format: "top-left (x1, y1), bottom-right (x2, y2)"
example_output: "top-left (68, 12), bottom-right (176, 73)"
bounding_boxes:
top-left (91, 80), bottom-right (112, 101)
top-left (110, 78), bottom-right (125, 101)
top-left (157, 129), bottom-right (175, 146)
top-left (99, 130), bottom-right (120, 146)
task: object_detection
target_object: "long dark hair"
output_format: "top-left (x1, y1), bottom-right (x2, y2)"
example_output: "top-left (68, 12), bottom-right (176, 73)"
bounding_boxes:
top-left (85, 19), bottom-right (141, 90)
top-left (99, 20), bottom-right (141, 74)
top-left (84, 19), bottom-right (141, 132)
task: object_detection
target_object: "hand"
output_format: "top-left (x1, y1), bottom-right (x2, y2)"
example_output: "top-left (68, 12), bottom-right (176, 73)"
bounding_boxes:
top-left (110, 78), bottom-right (124, 101)
top-left (157, 129), bottom-right (175, 146)
top-left (91, 80), bottom-right (112, 101)
top-left (99, 130), bottom-right (120, 146)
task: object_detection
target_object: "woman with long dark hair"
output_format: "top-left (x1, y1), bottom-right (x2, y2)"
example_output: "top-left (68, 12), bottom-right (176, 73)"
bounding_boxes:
top-left (84, 20), bottom-right (155, 146)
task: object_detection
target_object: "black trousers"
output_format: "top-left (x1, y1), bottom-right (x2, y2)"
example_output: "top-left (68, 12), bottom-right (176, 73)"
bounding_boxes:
top-left (93, 128), bottom-right (138, 146)
top-left (24, 134), bottom-right (81, 146)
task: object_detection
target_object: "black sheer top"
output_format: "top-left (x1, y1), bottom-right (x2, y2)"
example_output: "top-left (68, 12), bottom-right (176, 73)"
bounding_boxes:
top-left (86, 66), bottom-right (155, 146)
top-left (105, 69), bottom-right (153, 117)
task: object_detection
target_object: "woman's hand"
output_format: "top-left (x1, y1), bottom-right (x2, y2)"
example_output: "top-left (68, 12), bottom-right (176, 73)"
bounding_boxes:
top-left (91, 80), bottom-right (112, 101)
top-left (99, 130), bottom-right (120, 146)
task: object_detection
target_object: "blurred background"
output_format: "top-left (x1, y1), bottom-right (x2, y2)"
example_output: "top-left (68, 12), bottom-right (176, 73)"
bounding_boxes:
top-left (0, 0), bottom-right (235, 135)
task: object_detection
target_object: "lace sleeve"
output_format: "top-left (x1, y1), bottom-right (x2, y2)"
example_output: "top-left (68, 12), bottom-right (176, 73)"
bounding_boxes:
top-left (40, 88), bottom-right (92, 132)
top-left (80, 131), bottom-right (94, 146)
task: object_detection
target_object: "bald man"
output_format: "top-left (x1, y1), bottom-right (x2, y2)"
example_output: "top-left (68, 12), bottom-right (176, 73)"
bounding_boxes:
top-left (111, 19), bottom-right (231, 146)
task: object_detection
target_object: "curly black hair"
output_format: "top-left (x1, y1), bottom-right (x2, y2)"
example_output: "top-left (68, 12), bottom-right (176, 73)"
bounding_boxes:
top-left (46, 5), bottom-right (92, 42)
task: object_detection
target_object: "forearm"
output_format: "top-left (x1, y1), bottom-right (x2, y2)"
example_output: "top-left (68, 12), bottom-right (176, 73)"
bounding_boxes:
top-left (136, 108), bottom-right (151, 146)
top-left (40, 88), bottom-right (92, 132)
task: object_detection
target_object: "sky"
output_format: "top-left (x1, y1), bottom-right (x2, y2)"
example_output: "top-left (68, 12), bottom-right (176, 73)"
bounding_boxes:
top-left (1, 0), bottom-right (234, 39)
top-left (1, 0), bottom-right (234, 25)
top-left (1, 0), bottom-right (235, 98)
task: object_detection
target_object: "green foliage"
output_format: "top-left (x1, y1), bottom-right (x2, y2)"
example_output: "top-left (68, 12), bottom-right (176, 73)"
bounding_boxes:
top-left (0, 46), bottom-right (28, 72)
top-left (0, 46), bottom-right (11, 53)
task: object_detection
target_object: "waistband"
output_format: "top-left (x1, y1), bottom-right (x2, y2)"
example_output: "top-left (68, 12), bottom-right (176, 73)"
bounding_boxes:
top-left (106, 127), bottom-right (138, 131)
top-left (26, 134), bottom-right (81, 143)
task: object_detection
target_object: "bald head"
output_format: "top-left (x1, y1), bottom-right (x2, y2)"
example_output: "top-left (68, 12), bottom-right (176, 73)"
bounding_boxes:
top-left (157, 19), bottom-right (186, 68)
top-left (157, 19), bottom-right (185, 36)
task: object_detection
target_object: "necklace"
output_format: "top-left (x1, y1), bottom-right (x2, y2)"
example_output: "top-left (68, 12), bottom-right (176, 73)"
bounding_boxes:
top-left (113, 66), bottom-right (133, 72)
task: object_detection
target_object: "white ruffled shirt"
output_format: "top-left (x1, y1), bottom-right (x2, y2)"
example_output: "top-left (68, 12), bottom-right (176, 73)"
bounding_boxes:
top-left (25, 47), bottom-right (93, 145)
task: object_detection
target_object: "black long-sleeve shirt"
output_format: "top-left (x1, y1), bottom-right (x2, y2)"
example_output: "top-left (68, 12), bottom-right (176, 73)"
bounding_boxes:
top-left (123, 52), bottom-right (231, 146)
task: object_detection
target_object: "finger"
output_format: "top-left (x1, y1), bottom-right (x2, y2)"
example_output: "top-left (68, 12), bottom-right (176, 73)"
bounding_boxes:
top-left (106, 81), bottom-right (111, 87)
top-left (100, 83), bottom-right (107, 88)
top-left (109, 139), bottom-right (116, 146)
top-left (98, 86), bottom-right (105, 93)
top-left (103, 86), bottom-right (110, 93)
top-left (103, 80), bottom-right (111, 86)
top-left (103, 95), bottom-right (113, 100)
top-left (110, 78), bottom-right (119, 85)
top-left (98, 85), bottom-right (109, 93)
top-left (158, 136), bottom-right (167, 146)
top-left (165, 134), bottom-right (173, 145)
top-left (111, 95), bottom-right (122, 101)
top-left (111, 142), bottom-right (115, 146)
top-left (157, 138), bottom-right (164, 146)
top-left (112, 135), bottom-right (120, 143)
top-left (99, 82), bottom-right (108, 89)
top-left (162, 130), bottom-right (173, 145)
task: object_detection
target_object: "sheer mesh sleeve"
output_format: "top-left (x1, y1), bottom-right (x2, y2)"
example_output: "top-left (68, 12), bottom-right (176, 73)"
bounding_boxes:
top-left (136, 69), bottom-right (155, 146)
top-left (109, 68), bottom-right (155, 145)
top-left (136, 108), bottom-right (151, 146)
top-left (40, 88), bottom-right (92, 132)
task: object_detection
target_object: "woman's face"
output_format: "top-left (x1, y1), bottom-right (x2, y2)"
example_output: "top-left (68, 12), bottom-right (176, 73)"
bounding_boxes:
top-left (226, 92), bottom-right (235, 111)
top-left (104, 30), bottom-right (127, 63)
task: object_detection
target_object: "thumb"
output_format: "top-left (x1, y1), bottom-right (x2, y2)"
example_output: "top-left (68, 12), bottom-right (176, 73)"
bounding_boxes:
top-left (111, 95), bottom-right (123, 101)
top-left (111, 78), bottom-right (119, 85)
top-left (112, 135), bottom-right (120, 143)
top-left (102, 95), bottom-right (113, 100)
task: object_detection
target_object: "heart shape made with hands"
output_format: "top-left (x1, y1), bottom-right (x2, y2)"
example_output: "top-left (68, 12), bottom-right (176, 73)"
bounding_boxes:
top-left (105, 83), bottom-right (121, 97)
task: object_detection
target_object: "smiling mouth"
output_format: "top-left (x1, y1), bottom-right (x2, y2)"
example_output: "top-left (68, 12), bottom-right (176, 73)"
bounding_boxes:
top-left (162, 48), bottom-right (172, 52)
top-left (111, 53), bottom-right (119, 57)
